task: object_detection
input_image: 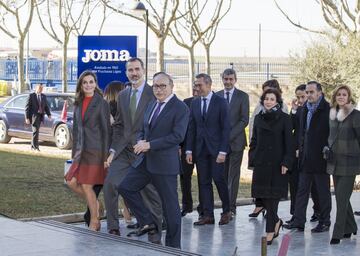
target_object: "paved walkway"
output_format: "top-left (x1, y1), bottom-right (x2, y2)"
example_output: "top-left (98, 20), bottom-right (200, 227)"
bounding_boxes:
top-left (2, 193), bottom-right (360, 255)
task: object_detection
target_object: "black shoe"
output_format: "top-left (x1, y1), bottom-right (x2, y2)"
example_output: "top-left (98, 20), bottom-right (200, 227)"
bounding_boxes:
top-left (311, 223), bottom-right (330, 233)
top-left (310, 213), bottom-right (319, 222)
top-left (84, 208), bottom-right (91, 227)
top-left (266, 233), bottom-right (276, 245)
top-left (274, 219), bottom-right (283, 238)
top-left (285, 216), bottom-right (295, 224)
top-left (343, 232), bottom-right (357, 238)
top-left (248, 207), bottom-right (265, 218)
top-left (181, 209), bottom-right (193, 217)
top-left (330, 238), bottom-right (340, 244)
top-left (127, 223), bottom-right (157, 237)
top-left (127, 222), bottom-right (140, 229)
top-left (283, 222), bottom-right (304, 231)
top-left (354, 211), bottom-right (360, 216)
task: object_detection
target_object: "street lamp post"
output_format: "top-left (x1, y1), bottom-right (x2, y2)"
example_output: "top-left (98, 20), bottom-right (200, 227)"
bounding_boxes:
top-left (133, 1), bottom-right (149, 83)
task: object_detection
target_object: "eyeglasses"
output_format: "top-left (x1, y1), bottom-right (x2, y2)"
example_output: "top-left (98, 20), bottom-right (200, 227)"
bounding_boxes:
top-left (153, 84), bottom-right (167, 90)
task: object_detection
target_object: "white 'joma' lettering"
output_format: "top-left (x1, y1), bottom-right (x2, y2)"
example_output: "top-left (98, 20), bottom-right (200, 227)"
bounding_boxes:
top-left (82, 49), bottom-right (131, 63)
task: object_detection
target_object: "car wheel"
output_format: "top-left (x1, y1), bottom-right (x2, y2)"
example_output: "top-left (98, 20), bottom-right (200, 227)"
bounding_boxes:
top-left (0, 120), bottom-right (11, 143)
top-left (55, 124), bottom-right (72, 150)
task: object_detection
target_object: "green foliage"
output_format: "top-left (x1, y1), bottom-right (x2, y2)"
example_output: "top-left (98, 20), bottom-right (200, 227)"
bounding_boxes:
top-left (290, 37), bottom-right (360, 101)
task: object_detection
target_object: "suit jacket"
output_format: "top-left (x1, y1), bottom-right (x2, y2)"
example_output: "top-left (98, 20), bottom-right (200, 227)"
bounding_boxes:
top-left (72, 93), bottom-right (111, 164)
top-left (186, 93), bottom-right (230, 158)
top-left (138, 95), bottom-right (189, 175)
top-left (111, 84), bottom-right (155, 160)
top-left (216, 88), bottom-right (249, 151)
top-left (25, 92), bottom-right (51, 122)
top-left (298, 97), bottom-right (330, 173)
top-left (180, 96), bottom-right (195, 149)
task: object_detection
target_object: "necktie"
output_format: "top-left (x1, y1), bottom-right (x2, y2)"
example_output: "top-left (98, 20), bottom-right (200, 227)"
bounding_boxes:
top-left (150, 102), bottom-right (165, 127)
top-left (225, 91), bottom-right (230, 103)
top-left (129, 89), bottom-right (138, 122)
top-left (202, 98), bottom-right (207, 120)
top-left (37, 94), bottom-right (43, 113)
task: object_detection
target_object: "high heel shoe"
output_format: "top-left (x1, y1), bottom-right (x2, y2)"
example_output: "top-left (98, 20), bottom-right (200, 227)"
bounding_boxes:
top-left (266, 233), bottom-right (275, 245)
top-left (97, 200), bottom-right (104, 220)
top-left (343, 232), bottom-right (357, 238)
top-left (89, 220), bottom-right (101, 232)
top-left (248, 207), bottom-right (265, 218)
top-left (274, 219), bottom-right (283, 238)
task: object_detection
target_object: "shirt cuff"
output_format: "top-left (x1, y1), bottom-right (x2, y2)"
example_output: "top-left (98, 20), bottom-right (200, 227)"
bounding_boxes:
top-left (109, 148), bottom-right (116, 154)
top-left (185, 151), bottom-right (192, 154)
top-left (291, 109), bottom-right (297, 114)
top-left (219, 151), bottom-right (227, 156)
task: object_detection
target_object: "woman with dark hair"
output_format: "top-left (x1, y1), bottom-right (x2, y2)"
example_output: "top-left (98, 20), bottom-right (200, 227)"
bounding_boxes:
top-left (65, 70), bottom-right (111, 231)
top-left (327, 85), bottom-right (360, 244)
top-left (248, 79), bottom-right (288, 218)
top-left (249, 88), bottom-right (294, 245)
top-left (103, 81), bottom-right (126, 121)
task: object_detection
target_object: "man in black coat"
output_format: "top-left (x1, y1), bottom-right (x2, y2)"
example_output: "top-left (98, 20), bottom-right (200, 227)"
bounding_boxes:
top-left (25, 84), bottom-right (51, 150)
top-left (284, 81), bottom-right (332, 232)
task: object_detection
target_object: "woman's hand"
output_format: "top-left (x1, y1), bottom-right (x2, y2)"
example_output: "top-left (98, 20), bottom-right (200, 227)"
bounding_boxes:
top-left (281, 165), bottom-right (288, 175)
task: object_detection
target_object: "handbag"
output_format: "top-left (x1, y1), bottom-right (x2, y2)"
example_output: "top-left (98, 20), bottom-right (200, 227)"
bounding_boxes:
top-left (323, 122), bottom-right (341, 161)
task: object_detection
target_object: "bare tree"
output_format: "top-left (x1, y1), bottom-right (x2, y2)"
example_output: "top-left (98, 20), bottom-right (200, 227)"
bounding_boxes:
top-left (195, 0), bottom-right (232, 75)
top-left (103, 0), bottom-right (180, 72)
top-left (0, 0), bottom-right (35, 92)
top-left (274, 0), bottom-right (360, 37)
top-left (36, 0), bottom-right (105, 92)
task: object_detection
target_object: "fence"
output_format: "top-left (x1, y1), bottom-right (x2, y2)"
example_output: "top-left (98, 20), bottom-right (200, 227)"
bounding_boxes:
top-left (0, 58), bottom-right (295, 92)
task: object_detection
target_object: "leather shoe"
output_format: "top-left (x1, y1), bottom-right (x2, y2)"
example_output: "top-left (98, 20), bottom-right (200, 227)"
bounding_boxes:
top-left (311, 223), bottom-right (330, 233)
top-left (108, 229), bottom-right (120, 236)
top-left (283, 222), bottom-right (304, 231)
top-left (285, 216), bottom-right (295, 224)
top-left (181, 209), bottom-right (193, 217)
top-left (136, 223), bottom-right (157, 236)
top-left (127, 222), bottom-right (140, 229)
top-left (193, 216), bottom-right (215, 226)
top-left (310, 213), bottom-right (319, 222)
top-left (330, 238), bottom-right (340, 244)
top-left (218, 212), bottom-right (232, 225)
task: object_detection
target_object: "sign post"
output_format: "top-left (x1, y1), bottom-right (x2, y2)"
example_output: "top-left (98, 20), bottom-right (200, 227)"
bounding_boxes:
top-left (77, 36), bottom-right (137, 90)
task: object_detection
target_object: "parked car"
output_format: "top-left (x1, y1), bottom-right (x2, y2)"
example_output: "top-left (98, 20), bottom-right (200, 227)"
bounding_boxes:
top-left (0, 93), bottom-right (74, 149)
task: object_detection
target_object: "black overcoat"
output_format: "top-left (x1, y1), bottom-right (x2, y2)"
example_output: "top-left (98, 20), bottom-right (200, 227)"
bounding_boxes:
top-left (249, 108), bottom-right (294, 199)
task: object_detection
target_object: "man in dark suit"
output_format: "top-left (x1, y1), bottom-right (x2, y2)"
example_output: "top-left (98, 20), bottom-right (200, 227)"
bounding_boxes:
top-left (216, 68), bottom-right (249, 216)
top-left (186, 73), bottom-right (231, 226)
top-left (284, 81), bottom-right (332, 232)
top-left (179, 85), bottom-right (201, 217)
top-left (104, 57), bottom-right (163, 242)
top-left (118, 72), bottom-right (189, 248)
top-left (25, 84), bottom-right (51, 151)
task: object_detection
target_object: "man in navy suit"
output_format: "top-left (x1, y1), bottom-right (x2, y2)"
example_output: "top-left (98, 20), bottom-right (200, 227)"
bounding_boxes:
top-left (118, 72), bottom-right (189, 248)
top-left (186, 73), bottom-right (232, 226)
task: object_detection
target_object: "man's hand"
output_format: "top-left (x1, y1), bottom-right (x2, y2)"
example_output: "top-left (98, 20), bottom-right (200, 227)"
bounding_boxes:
top-left (133, 140), bottom-right (150, 154)
top-left (25, 118), bottom-right (30, 125)
top-left (106, 152), bottom-right (114, 167)
top-left (281, 165), bottom-right (288, 175)
top-left (186, 153), bottom-right (193, 164)
top-left (216, 153), bottom-right (226, 163)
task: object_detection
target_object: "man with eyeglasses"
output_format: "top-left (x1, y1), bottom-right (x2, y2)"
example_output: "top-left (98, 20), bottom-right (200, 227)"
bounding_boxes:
top-left (104, 57), bottom-right (163, 244)
top-left (119, 72), bottom-right (189, 248)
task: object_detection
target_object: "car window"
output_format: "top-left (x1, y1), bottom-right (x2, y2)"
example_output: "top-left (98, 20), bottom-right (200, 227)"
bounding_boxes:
top-left (7, 96), bottom-right (27, 109)
top-left (47, 96), bottom-right (75, 112)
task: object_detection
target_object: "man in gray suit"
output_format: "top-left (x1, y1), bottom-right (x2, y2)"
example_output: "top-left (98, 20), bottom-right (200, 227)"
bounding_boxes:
top-left (216, 68), bottom-right (249, 216)
top-left (119, 72), bottom-right (189, 248)
top-left (104, 57), bottom-right (163, 243)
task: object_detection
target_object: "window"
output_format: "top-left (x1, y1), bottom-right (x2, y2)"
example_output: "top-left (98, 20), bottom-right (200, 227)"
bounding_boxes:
top-left (7, 96), bottom-right (27, 109)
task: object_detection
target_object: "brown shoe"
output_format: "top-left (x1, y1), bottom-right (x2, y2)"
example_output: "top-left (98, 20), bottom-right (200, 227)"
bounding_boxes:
top-left (193, 216), bottom-right (215, 226)
top-left (218, 212), bottom-right (232, 225)
top-left (108, 229), bottom-right (120, 236)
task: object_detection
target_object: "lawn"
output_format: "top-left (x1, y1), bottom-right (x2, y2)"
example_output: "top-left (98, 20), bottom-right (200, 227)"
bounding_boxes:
top-left (0, 150), bottom-right (252, 219)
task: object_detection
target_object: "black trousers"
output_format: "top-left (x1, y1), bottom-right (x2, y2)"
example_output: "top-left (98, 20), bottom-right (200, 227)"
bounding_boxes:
top-left (289, 159), bottom-right (320, 215)
top-left (293, 172), bottom-right (331, 226)
top-left (31, 113), bottom-right (43, 148)
top-left (262, 198), bottom-right (280, 232)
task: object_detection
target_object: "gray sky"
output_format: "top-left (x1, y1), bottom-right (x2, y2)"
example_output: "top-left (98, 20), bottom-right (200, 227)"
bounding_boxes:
top-left (1, 0), bottom-right (328, 57)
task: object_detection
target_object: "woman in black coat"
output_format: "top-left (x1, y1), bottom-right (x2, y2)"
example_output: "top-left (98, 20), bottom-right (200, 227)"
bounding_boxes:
top-left (249, 88), bottom-right (294, 245)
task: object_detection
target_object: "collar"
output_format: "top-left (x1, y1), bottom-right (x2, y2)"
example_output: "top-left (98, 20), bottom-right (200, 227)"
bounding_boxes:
top-left (224, 87), bottom-right (235, 95)
top-left (330, 104), bottom-right (355, 122)
top-left (132, 80), bottom-right (145, 94)
top-left (158, 93), bottom-right (174, 104)
top-left (202, 91), bottom-right (213, 102)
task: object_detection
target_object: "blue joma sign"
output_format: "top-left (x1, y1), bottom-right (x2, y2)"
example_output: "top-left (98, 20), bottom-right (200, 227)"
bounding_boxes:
top-left (77, 35), bottom-right (137, 89)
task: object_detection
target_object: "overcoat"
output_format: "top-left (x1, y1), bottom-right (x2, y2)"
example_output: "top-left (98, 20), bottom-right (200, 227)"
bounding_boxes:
top-left (327, 104), bottom-right (360, 176)
top-left (249, 108), bottom-right (294, 198)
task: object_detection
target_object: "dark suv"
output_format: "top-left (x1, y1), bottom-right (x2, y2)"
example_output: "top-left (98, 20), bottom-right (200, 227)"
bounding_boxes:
top-left (0, 93), bottom-right (74, 149)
